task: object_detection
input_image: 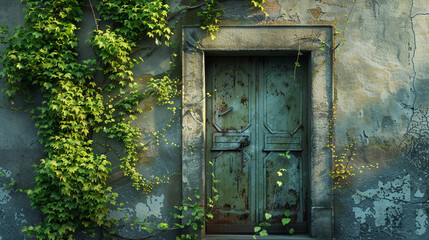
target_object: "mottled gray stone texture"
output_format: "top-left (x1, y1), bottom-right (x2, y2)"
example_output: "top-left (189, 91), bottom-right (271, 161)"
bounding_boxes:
top-left (1, 0), bottom-right (428, 239)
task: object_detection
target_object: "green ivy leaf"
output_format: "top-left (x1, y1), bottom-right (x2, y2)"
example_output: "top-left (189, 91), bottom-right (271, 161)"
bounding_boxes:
top-left (157, 222), bottom-right (169, 230)
top-left (284, 210), bottom-right (291, 217)
top-left (5, 181), bottom-right (16, 189)
top-left (282, 218), bottom-right (291, 225)
top-left (259, 222), bottom-right (271, 227)
top-left (259, 230), bottom-right (268, 236)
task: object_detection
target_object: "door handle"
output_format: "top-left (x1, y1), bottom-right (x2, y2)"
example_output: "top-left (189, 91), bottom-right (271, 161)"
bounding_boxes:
top-left (218, 107), bottom-right (233, 117)
top-left (239, 136), bottom-right (250, 149)
top-left (211, 134), bottom-right (250, 151)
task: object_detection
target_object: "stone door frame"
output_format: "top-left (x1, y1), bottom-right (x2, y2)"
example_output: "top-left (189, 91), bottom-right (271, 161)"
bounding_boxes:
top-left (181, 25), bottom-right (334, 238)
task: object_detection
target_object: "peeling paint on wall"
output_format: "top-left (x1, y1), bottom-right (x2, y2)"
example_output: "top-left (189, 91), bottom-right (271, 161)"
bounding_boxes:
top-left (415, 208), bottom-right (428, 235)
top-left (414, 188), bottom-right (425, 198)
top-left (109, 207), bottom-right (134, 221)
top-left (14, 209), bottom-right (27, 225)
top-left (135, 194), bottom-right (164, 221)
top-left (373, 199), bottom-right (403, 228)
top-left (108, 195), bottom-right (165, 228)
top-left (0, 185), bottom-right (12, 204)
top-left (352, 207), bottom-right (372, 224)
top-left (353, 174), bottom-right (411, 204)
top-left (0, 167), bottom-right (13, 205)
top-left (352, 174), bottom-right (411, 229)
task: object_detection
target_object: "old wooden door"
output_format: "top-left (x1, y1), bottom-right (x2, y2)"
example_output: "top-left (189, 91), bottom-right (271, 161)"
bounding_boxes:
top-left (205, 56), bottom-right (308, 234)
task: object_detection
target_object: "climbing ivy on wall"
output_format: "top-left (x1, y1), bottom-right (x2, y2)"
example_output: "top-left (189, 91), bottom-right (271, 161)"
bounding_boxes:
top-left (1, 1), bottom-right (115, 238)
top-left (198, 0), bottom-right (224, 40)
top-left (0, 0), bottom-right (265, 239)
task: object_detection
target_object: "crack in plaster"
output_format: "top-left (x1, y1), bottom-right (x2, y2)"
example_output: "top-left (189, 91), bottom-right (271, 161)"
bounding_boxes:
top-left (371, 0), bottom-right (380, 18)
top-left (412, 12), bottom-right (429, 18)
top-left (406, 0), bottom-right (429, 133)
top-left (406, 0), bottom-right (418, 134)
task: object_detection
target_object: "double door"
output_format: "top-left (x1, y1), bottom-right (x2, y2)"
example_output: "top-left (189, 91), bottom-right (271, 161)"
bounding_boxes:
top-left (205, 56), bottom-right (308, 233)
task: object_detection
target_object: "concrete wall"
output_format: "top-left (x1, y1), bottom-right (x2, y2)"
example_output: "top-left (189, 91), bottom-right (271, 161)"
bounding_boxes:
top-left (0, 1), bottom-right (43, 239)
top-left (0, 0), bottom-right (428, 239)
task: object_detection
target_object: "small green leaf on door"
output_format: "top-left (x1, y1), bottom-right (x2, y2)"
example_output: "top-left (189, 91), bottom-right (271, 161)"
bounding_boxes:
top-left (259, 230), bottom-right (268, 236)
top-left (282, 217), bottom-right (291, 225)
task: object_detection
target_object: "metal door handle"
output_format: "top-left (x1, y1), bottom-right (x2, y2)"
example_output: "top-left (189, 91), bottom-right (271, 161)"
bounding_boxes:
top-left (211, 134), bottom-right (250, 151)
top-left (239, 136), bottom-right (250, 148)
top-left (218, 107), bottom-right (233, 117)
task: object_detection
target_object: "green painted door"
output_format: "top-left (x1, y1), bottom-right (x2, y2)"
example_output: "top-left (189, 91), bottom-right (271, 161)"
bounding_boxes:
top-left (205, 56), bottom-right (308, 234)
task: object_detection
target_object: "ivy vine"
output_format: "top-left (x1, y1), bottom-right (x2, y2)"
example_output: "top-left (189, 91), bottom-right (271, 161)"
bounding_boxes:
top-left (0, 0), bottom-right (174, 238)
top-left (327, 100), bottom-right (379, 189)
top-left (198, 0), bottom-right (224, 40)
top-left (0, 0), bottom-right (266, 239)
top-left (0, 1), bottom-right (116, 238)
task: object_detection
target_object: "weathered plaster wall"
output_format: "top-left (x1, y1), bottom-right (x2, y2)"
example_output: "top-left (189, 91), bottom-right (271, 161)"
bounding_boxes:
top-left (332, 0), bottom-right (429, 239)
top-left (0, 0), bottom-right (428, 239)
top-left (0, 1), bottom-right (43, 240)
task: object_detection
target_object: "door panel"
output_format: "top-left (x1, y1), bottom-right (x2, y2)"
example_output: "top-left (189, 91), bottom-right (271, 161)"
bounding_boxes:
top-left (263, 63), bottom-right (302, 134)
top-left (212, 62), bottom-right (252, 132)
top-left (206, 57), bottom-right (256, 232)
top-left (259, 57), bottom-right (307, 232)
top-left (211, 151), bottom-right (251, 224)
top-left (263, 152), bottom-right (304, 227)
top-left (206, 56), bottom-right (307, 234)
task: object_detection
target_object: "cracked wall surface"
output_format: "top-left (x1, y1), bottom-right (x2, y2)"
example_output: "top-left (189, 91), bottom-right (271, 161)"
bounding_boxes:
top-left (0, 0), bottom-right (428, 239)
